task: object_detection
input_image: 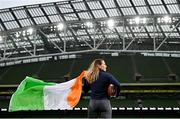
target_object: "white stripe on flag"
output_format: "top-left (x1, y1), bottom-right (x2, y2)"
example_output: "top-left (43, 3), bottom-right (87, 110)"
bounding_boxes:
top-left (44, 78), bottom-right (76, 110)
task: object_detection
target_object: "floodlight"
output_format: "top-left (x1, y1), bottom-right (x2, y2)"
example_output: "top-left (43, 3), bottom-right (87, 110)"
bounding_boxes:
top-left (57, 23), bottom-right (65, 31)
top-left (142, 18), bottom-right (147, 24)
top-left (135, 17), bottom-right (140, 24)
top-left (22, 31), bottom-right (26, 36)
top-left (27, 28), bottom-right (33, 35)
top-left (107, 19), bottom-right (115, 29)
top-left (163, 16), bottom-right (171, 23)
top-left (85, 21), bottom-right (94, 28)
top-left (0, 36), bottom-right (2, 42)
top-left (15, 32), bottom-right (20, 38)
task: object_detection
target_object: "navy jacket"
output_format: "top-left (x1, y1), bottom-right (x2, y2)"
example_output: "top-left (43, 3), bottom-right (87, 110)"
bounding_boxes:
top-left (83, 70), bottom-right (121, 99)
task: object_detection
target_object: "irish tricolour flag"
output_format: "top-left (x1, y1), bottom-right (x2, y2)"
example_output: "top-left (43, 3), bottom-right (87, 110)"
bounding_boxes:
top-left (9, 71), bottom-right (86, 112)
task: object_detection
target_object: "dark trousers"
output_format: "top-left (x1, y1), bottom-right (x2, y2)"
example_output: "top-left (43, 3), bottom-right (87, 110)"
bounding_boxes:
top-left (88, 99), bottom-right (112, 118)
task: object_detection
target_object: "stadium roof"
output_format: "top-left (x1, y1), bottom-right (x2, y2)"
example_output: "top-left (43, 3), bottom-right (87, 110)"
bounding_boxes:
top-left (0, 0), bottom-right (180, 61)
top-left (0, 0), bottom-right (62, 9)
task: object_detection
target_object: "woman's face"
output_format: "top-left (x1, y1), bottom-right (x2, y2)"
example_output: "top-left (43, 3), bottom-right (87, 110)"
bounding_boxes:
top-left (98, 60), bottom-right (107, 71)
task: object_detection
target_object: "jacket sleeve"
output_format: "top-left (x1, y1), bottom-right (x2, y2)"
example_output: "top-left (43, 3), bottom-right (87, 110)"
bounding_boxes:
top-left (83, 79), bottom-right (90, 94)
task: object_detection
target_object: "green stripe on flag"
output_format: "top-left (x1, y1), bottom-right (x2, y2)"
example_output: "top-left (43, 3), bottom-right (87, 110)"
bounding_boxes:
top-left (9, 76), bottom-right (55, 112)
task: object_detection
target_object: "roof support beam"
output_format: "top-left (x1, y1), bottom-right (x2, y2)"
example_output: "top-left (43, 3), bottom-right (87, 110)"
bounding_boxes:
top-left (54, 2), bottom-right (79, 48)
top-left (125, 27), bottom-right (144, 50)
top-left (131, 0), bottom-right (151, 38)
top-left (38, 29), bottom-right (58, 53)
top-left (95, 37), bottom-right (106, 49)
top-left (24, 6), bottom-right (37, 25)
top-left (156, 20), bottom-right (180, 50)
top-left (0, 18), bottom-right (7, 31)
top-left (26, 36), bottom-right (34, 48)
top-left (75, 35), bottom-right (93, 49)
top-left (176, 0), bottom-right (180, 10)
top-left (38, 29), bottom-right (65, 53)
top-left (99, 0), bottom-right (123, 49)
top-left (69, 1), bottom-right (94, 44)
top-left (145, 0), bottom-right (160, 51)
top-left (54, 2), bottom-right (67, 47)
top-left (129, 0), bottom-right (151, 45)
top-left (24, 6), bottom-right (38, 55)
top-left (51, 40), bottom-right (64, 53)
top-left (11, 35), bottom-right (33, 56)
top-left (1, 13), bottom-right (180, 34)
top-left (39, 5), bottom-right (52, 24)
top-left (161, 0), bottom-right (180, 36)
top-left (9, 8), bottom-right (22, 28)
top-left (113, 0), bottom-right (135, 50)
top-left (0, 18), bottom-right (19, 53)
top-left (83, 0), bottom-right (106, 48)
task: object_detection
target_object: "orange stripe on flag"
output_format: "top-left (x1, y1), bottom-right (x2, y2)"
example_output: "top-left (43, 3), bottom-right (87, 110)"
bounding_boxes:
top-left (67, 71), bottom-right (87, 108)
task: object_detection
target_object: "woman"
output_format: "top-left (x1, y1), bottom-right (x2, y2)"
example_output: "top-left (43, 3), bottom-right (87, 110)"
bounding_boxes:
top-left (84, 59), bottom-right (121, 118)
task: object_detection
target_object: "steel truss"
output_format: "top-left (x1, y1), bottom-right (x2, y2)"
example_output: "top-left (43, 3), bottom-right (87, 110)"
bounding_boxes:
top-left (0, 0), bottom-right (180, 62)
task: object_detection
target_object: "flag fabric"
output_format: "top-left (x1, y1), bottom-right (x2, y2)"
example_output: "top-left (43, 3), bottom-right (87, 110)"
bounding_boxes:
top-left (9, 71), bottom-right (86, 112)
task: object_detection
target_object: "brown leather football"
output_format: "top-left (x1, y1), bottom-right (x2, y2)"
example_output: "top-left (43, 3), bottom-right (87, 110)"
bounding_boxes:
top-left (107, 84), bottom-right (116, 97)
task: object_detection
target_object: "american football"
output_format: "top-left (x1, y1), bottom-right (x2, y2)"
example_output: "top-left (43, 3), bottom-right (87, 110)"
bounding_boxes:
top-left (107, 84), bottom-right (116, 97)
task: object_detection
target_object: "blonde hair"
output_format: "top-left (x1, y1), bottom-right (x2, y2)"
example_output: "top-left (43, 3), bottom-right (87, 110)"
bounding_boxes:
top-left (86, 59), bottom-right (104, 84)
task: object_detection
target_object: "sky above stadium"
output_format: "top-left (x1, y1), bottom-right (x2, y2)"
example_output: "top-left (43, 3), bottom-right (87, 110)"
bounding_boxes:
top-left (0, 0), bottom-right (64, 9)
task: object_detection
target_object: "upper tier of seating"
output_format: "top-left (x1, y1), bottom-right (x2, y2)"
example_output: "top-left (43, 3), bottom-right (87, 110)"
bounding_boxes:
top-left (0, 54), bottom-right (179, 84)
